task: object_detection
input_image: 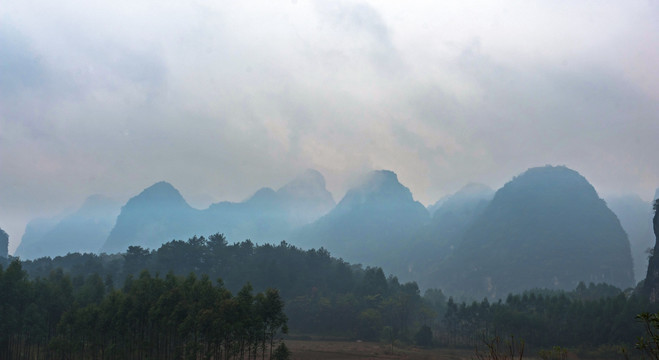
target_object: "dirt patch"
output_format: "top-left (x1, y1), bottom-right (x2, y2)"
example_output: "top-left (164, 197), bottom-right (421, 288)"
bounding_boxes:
top-left (285, 340), bottom-right (474, 360)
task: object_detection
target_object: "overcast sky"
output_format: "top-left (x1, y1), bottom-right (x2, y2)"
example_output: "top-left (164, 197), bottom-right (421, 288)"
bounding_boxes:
top-left (1, 0), bottom-right (658, 254)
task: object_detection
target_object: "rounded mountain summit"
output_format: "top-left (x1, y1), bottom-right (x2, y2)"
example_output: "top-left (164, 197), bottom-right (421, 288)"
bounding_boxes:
top-left (435, 165), bottom-right (634, 298)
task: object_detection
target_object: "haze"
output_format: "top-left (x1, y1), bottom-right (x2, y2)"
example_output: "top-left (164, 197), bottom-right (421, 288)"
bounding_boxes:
top-left (1, 0), bottom-right (658, 254)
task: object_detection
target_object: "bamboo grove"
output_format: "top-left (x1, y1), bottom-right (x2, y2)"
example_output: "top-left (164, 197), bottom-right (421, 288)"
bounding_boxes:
top-left (0, 260), bottom-right (288, 360)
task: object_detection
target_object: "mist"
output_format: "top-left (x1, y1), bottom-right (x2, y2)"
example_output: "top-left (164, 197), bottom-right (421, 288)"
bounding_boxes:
top-left (2, 1), bottom-right (658, 253)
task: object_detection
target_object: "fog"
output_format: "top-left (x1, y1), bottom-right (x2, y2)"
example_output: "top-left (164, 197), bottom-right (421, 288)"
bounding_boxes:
top-left (1, 0), bottom-right (658, 253)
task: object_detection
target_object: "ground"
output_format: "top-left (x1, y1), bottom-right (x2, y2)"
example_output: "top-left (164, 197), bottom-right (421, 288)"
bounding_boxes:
top-left (286, 340), bottom-right (475, 360)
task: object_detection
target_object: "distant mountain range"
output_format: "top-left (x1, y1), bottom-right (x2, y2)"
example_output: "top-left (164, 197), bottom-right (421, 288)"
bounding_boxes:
top-left (101, 169), bottom-right (335, 254)
top-left (13, 166), bottom-right (650, 299)
top-left (290, 170), bottom-right (429, 270)
top-left (397, 183), bottom-right (494, 287)
top-left (15, 195), bottom-right (121, 259)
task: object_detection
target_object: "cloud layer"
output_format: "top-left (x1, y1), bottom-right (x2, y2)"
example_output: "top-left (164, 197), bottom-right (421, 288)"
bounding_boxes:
top-left (1, 0), bottom-right (658, 253)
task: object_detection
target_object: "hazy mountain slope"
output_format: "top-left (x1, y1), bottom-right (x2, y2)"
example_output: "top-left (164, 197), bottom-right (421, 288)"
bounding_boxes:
top-left (398, 183), bottom-right (494, 286)
top-left (204, 187), bottom-right (289, 243)
top-left (102, 182), bottom-right (201, 253)
top-left (277, 169), bottom-right (336, 227)
top-left (606, 195), bottom-right (654, 283)
top-left (291, 170), bottom-right (429, 270)
top-left (427, 195), bottom-right (449, 217)
top-left (15, 217), bottom-right (60, 258)
top-left (203, 169), bottom-right (335, 243)
top-left (15, 195), bottom-right (120, 259)
top-left (426, 183), bottom-right (494, 250)
top-left (102, 170), bottom-right (335, 253)
top-left (436, 165), bottom-right (634, 299)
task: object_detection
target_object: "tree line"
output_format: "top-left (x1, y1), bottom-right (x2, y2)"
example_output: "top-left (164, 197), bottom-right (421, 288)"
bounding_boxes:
top-left (0, 260), bottom-right (288, 359)
top-left (435, 286), bottom-right (658, 351)
top-left (4, 234), bottom-right (432, 343)
top-left (3, 233), bottom-right (659, 355)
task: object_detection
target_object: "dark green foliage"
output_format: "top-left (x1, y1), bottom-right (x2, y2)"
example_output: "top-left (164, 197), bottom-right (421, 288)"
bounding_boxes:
top-left (538, 346), bottom-right (567, 360)
top-left (436, 287), bottom-right (657, 349)
top-left (0, 227), bottom-right (7, 258)
top-left (5, 230), bottom-right (655, 356)
top-left (0, 260), bottom-right (288, 359)
top-left (437, 166), bottom-right (634, 299)
top-left (5, 234), bottom-right (430, 349)
top-left (644, 199), bottom-right (659, 302)
top-left (414, 325), bottom-right (433, 347)
top-left (271, 342), bottom-right (291, 360)
top-left (635, 312), bottom-right (659, 360)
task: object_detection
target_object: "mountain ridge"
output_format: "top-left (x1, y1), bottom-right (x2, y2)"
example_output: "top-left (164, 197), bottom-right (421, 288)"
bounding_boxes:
top-left (435, 165), bottom-right (634, 298)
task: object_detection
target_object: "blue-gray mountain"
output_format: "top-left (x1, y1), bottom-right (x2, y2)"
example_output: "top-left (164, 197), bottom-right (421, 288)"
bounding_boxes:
top-left (433, 165), bottom-right (634, 299)
top-left (17, 217), bottom-right (62, 257)
top-left (290, 170), bottom-right (430, 271)
top-left (606, 194), bottom-right (655, 283)
top-left (15, 195), bottom-right (121, 259)
top-left (101, 182), bottom-right (198, 254)
top-left (424, 184), bottom-right (492, 218)
top-left (396, 183), bottom-right (494, 287)
top-left (101, 169), bottom-right (335, 253)
top-left (0, 228), bottom-right (7, 258)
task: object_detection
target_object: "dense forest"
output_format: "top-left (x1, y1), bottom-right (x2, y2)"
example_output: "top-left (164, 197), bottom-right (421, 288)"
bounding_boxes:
top-left (0, 260), bottom-right (289, 359)
top-left (2, 234), bottom-right (659, 359)
top-left (3, 235), bottom-right (431, 342)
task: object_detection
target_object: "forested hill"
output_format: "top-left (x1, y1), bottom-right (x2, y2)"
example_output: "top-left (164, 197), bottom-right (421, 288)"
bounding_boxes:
top-left (2, 234), bottom-right (658, 357)
top-left (4, 234), bottom-right (430, 342)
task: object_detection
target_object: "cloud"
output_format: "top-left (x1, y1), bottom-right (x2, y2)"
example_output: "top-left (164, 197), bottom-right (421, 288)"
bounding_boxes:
top-left (0, 0), bottom-right (658, 253)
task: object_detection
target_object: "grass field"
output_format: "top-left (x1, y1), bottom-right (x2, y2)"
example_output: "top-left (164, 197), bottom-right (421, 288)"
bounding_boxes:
top-left (286, 340), bottom-right (476, 360)
top-left (285, 340), bottom-right (625, 360)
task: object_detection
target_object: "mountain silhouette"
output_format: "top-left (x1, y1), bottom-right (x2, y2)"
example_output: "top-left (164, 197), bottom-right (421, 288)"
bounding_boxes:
top-left (291, 170), bottom-right (429, 270)
top-left (101, 171), bottom-right (335, 253)
top-left (606, 194), bottom-right (655, 283)
top-left (436, 165), bottom-right (633, 298)
top-left (101, 182), bottom-right (199, 253)
top-left (16, 195), bottom-right (120, 259)
top-left (397, 183), bottom-right (494, 286)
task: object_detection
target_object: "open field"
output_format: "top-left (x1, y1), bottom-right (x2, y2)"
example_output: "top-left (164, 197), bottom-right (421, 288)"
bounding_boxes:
top-left (286, 340), bottom-right (476, 360)
top-left (285, 340), bottom-right (625, 360)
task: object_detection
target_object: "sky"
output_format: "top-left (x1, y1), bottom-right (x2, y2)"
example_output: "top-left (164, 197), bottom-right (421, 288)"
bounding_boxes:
top-left (1, 0), bottom-right (658, 254)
